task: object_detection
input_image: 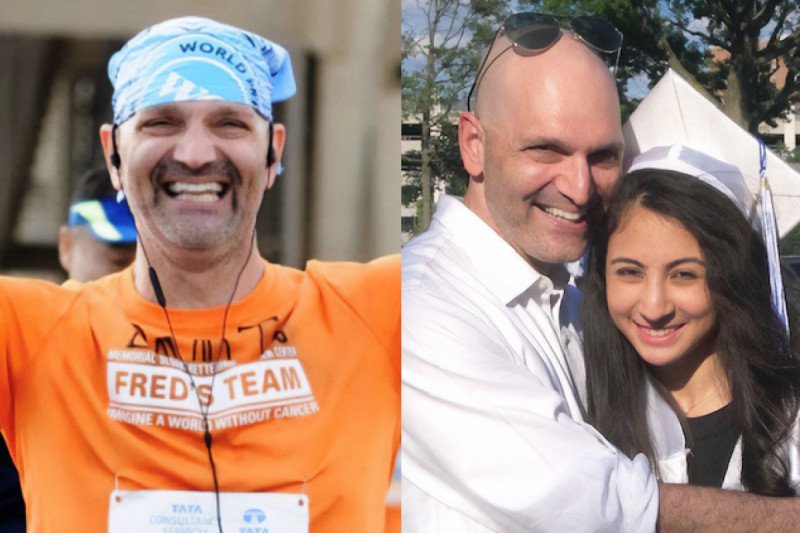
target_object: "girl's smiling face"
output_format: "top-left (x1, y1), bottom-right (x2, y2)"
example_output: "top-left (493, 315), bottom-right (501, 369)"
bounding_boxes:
top-left (605, 203), bottom-right (718, 375)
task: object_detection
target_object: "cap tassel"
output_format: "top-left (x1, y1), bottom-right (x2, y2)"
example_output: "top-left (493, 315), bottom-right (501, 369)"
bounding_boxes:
top-left (755, 140), bottom-right (790, 337)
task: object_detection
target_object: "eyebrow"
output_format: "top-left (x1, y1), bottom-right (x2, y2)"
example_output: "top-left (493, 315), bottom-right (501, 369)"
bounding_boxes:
top-left (522, 136), bottom-right (624, 156)
top-left (522, 136), bottom-right (568, 150)
top-left (138, 103), bottom-right (255, 118)
top-left (595, 141), bottom-right (624, 156)
top-left (609, 257), bottom-right (706, 269)
top-left (137, 103), bottom-right (181, 116)
top-left (206, 104), bottom-right (256, 118)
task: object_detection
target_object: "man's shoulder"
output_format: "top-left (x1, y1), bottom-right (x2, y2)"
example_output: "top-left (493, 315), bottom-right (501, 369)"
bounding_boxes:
top-left (402, 215), bottom-right (484, 303)
top-left (402, 233), bottom-right (508, 349)
top-left (401, 227), bottom-right (523, 371)
top-left (300, 256), bottom-right (400, 353)
top-left (0, 275), bottom-right (86, 329)
top-left (301, 255), bottom-right (400, 315)
top-left (304, 254), bottom-right (399, 290)
top-left (403, 196), bottom-right (514, 300)
top-left (0, 275), bottom-right (75, 302)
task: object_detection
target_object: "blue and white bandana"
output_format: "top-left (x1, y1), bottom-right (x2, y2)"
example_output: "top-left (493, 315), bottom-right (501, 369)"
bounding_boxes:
top-left (108, 16), bottom-right (296, 124)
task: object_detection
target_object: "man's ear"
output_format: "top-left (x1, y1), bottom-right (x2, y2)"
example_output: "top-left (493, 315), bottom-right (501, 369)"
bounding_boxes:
top-left (266, 123), bottom-right (287, 190)
top-left (99, 124), bottom-right (122, 191)
top-left (57, 226), bottom-right (73, 275)
top-left (458, 112), bottom-right (485, 180)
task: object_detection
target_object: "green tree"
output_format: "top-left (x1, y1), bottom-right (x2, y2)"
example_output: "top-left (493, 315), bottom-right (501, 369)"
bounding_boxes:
top-left (431, 121), bottom-right (468, 197)
top-left (542, 1), bottom-right (800, 133)
top-left (401, 0), bottom-right (511, 231)
top-left (401, 121), bottom-right (466, 212)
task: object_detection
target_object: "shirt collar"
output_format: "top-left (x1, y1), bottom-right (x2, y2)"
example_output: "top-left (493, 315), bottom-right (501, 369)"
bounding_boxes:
top-left (433, 194), bottom-right (553, 304)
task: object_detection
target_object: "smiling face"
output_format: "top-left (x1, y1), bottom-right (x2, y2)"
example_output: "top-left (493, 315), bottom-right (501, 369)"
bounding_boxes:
top-left (107, 101), bottom-right (280, 252)
top-left (462, 35), bottom-right (624, 274)
top-left (605, 203), bottom-right (718, 375)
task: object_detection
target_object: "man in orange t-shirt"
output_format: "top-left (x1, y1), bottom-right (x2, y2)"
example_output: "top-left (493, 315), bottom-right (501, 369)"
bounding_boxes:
top-left (0, 16), bottom-right (399, 533)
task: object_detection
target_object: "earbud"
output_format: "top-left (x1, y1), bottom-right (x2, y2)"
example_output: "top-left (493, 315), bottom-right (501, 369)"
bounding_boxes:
top-left (111, 123), bottom-right (121, 169)
top-left (266, 121), bottom-right (275, 167)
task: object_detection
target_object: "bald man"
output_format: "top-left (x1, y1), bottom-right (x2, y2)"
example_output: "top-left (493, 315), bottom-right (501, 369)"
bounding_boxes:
top-left (402, 14), bottom-right (800, 532)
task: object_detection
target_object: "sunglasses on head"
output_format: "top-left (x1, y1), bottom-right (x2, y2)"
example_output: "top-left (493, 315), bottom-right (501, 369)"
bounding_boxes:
top-left (466, 13), bottom-right (623, 112)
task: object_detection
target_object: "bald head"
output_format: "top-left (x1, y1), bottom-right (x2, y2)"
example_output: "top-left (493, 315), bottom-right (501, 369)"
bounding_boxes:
top-left (475, 31), bottom-right (619, 126)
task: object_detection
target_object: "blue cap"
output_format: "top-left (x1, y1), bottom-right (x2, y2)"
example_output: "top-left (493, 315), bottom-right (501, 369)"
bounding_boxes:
top-left (108, 16), bottom-right (296, 124)
top-left (68, 195), bottom-right (137, 244)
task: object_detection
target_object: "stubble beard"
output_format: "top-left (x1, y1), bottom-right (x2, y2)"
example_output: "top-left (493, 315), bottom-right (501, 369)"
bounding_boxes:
top-left (148, 156), bottom-right (246, 250)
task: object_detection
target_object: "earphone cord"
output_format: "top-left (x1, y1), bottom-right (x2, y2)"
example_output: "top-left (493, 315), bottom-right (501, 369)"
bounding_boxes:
top-left (153, 297), bottom-right (225, 533)
top-left (113, 126), bottom-right (266, 531)
top-left (140, 229), bottom-right (256, 533)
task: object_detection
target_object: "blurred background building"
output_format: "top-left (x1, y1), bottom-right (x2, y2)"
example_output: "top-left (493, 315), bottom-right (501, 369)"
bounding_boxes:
top-left (0, 0), bottom-right (400, 279)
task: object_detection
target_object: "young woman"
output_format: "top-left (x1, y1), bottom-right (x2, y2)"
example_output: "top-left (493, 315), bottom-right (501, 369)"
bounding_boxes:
top-left (583, 144), bottom-right (800, 496)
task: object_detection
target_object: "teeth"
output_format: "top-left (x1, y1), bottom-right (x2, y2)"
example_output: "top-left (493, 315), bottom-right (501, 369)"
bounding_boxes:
top-left (168, 182), bottom-right (223, 194)
top-left (542, 206), bottom-right (582, 221)
top-left (174, 193), bottom-right (218, 203)
top-left (641, 326), bottom-right (677, 337)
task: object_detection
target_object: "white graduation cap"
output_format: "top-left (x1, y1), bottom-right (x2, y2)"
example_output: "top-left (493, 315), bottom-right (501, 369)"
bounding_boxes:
top-left (627, 144), bottom-right (754, 216)
top-left (622, 68), bottom-right (800, 238)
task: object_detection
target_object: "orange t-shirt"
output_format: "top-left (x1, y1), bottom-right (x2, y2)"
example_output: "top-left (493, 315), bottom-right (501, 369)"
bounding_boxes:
top-left (0, 256), bottom-right (400, 532)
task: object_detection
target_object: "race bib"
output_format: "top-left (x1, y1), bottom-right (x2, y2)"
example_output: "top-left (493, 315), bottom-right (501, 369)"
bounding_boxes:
top-left (108, 489), bottom-right (308, 532)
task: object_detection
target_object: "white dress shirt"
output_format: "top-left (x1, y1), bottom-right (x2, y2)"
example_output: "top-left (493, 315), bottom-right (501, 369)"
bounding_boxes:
top-left (402, 195), bottom-right (658, 532)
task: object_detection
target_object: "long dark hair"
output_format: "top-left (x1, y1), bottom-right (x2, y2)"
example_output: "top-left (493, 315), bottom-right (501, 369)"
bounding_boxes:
top-left (583, 168), bottom-right (800, 496)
